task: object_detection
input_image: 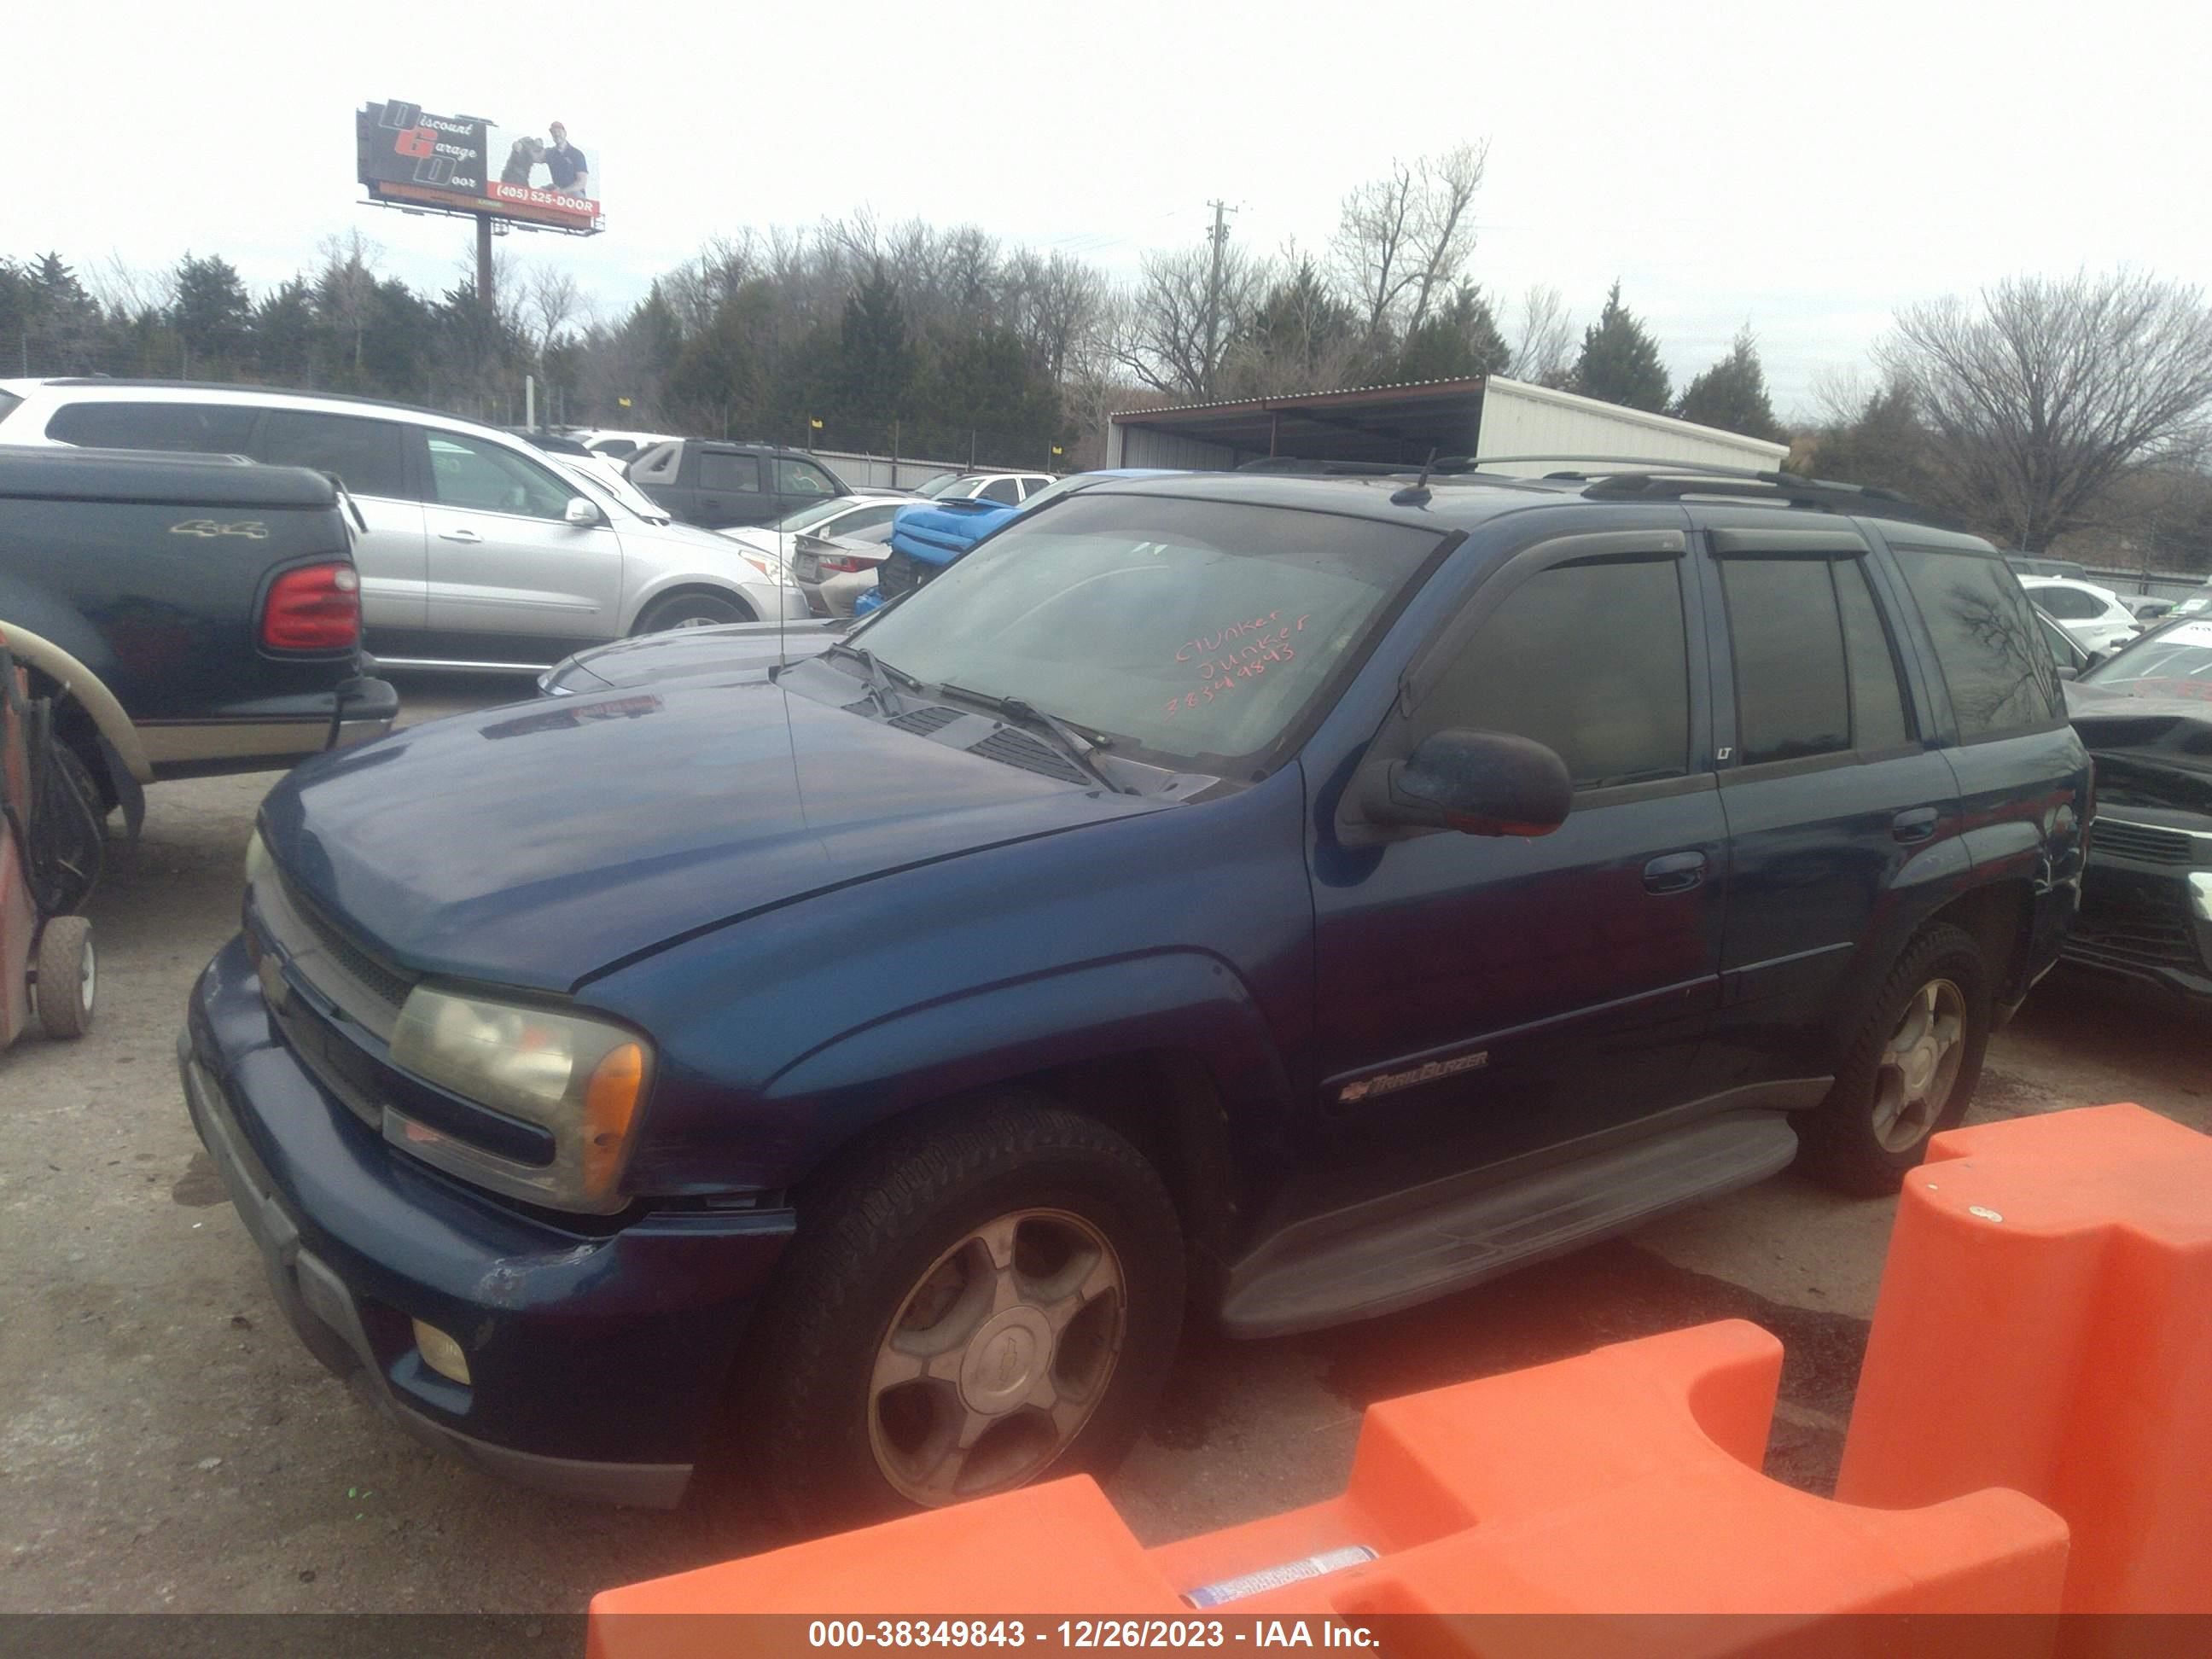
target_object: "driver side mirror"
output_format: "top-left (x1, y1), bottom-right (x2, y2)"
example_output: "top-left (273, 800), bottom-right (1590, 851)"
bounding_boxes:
top-left (564, 496), bottom-right (605, 528)
top-left (2081, 649), bottom-right (2109, 674)
top-left (1357, 729), bottom-right (1573, 837)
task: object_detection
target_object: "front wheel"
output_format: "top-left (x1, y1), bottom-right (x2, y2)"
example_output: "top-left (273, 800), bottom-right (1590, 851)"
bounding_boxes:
top-left (740, 1101), bottom-right (1185, 1531)
top-left (1797, 923), bottom-right (1991, 1195)
top-left (632, 591), bottom-right (755, 633)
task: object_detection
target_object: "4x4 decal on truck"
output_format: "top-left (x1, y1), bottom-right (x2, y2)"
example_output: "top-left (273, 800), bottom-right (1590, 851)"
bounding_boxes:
top-left (169, 519), bottom-right (270, 539)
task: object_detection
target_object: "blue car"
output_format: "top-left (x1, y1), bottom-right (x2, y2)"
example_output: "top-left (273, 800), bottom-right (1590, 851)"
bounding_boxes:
top-left (183, 464), bottom-right (2088, 1525)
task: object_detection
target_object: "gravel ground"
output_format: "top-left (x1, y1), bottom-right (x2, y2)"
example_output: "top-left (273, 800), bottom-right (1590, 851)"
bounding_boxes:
top-left (3, 672), bottom-right (2203, 1614)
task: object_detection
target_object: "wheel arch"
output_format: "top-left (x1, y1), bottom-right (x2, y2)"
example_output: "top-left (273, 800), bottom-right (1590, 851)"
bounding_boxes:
top-left (625, 579), bottom-right (760, 633)
top-left (760, 952), bottom-right (1294, 1276)
top-left (2, 620), bottom-right (154, 784)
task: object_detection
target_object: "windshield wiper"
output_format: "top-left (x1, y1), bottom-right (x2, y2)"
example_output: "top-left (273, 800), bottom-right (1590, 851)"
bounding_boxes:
top-left (934, 682), bottom-right (1126, 794)
top-left (824, 640), bottom-right (921, 707)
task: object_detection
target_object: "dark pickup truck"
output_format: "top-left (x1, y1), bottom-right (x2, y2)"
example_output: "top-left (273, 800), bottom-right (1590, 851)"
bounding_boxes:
top-left (0, 447), bottom-right (399, 825)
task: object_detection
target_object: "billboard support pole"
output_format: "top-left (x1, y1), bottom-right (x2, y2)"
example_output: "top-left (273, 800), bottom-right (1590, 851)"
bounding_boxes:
top-left (475, 214), bottom-right (494, 306)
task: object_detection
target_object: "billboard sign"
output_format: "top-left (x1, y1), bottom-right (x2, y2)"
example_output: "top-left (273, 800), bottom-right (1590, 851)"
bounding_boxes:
top-left (357, 100), bottom-right (602, 234)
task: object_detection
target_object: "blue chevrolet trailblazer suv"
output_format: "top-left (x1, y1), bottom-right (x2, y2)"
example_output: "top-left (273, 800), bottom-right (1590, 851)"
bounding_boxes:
top-left (181, 462), bottom-right (2089, 1523)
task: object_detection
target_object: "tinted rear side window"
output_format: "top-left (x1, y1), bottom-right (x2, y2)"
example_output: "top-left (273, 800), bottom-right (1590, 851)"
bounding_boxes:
top-left (1719, 558), bottom-right (1849, 765)
top-left (1423, 557), bottom-right (1691, 789)
top-left (253, 410), bottom-right (410, 500)
top-left (46, 400), bottom-right (256, 452)
top-left (699, 451), bottom-right (762, 492)
top-left (1899, 550), bottom-right (2064, 738)
top-left (0, 389), bottom-right (23, 429)
top-left (1836, 558), bottom-right (1912, 749)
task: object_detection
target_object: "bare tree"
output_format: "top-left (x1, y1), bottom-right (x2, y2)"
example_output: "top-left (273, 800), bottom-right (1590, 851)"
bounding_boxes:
top-left (524, 263), bottom-right (586, 354)
top-left (1111, 241), bottom-right (1263, 398)
top-left (1330, 143), bottom-right (1487, 349)
top-left (1006, 248), bottom-right (1107, 381)
top-left (1506, 283), bottom-right (1575, 385)
top-left (1881, 269), bottom-right (2212, 550)
top-left (314, 229), bottom-right (382, 376)
top-left (85, 253), bottom-right (173, 323)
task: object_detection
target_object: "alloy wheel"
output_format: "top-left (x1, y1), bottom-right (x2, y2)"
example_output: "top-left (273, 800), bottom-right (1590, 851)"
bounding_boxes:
top-left (1871, 978), bottom-right (1966, 1152)
top-left (865, 1208), bottom-right (1126, 1505)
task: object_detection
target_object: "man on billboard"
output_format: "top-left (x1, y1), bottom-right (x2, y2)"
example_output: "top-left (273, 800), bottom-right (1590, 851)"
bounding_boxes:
top-left (544, 122), bottom-right (591, 197)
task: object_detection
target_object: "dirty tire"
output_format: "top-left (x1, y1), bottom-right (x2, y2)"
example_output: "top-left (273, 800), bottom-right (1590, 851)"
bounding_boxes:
top-left (633, 590), bottom-right (754, 633)
top-left (739, 1099), bottom-right (1184, 1534)
top-left (1797, 923), bottom-right (1990, 1196)
top-left (35, 916), bottom-right (95, 1039)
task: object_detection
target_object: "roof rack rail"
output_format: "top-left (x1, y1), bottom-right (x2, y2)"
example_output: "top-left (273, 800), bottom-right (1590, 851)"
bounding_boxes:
top-left (1465, 454), bottom-right (1955, 528)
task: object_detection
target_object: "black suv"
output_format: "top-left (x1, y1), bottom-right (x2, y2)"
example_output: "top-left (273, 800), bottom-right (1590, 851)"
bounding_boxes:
top-left (188, 462), bottom-right (2087, 1522)
top-left (626, 438), bottom-right (850, 529)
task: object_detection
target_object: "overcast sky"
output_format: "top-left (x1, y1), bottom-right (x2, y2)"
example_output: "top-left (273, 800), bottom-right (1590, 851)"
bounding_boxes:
top-left (15, 0), bottom-right (2207, 418)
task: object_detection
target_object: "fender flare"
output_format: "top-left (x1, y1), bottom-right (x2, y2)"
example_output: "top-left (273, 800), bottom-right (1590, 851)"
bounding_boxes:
top-left (0, 620), bottom-right (154, 783)
top-left (756, 950), bottom-right (1294, 1186)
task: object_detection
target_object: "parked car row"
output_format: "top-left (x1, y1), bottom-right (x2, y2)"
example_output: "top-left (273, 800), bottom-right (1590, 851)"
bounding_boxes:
top-left (0, 379), bottom-right (812, 671)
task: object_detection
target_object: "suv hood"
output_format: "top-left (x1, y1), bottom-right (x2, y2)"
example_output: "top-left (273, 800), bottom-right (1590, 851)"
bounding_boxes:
top-left (545, 618), bottom-right (844, 692)
top-left (260, 676), bottom-right (1164, 992)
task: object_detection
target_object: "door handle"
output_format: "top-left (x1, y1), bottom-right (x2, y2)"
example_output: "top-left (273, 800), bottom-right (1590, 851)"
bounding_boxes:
top-left (438, 528), bottom-right (483, 544)
top-left (1892, 806), bottom-right (1940, 844)
top-left (1643, 851), bottom-right (1708, 894)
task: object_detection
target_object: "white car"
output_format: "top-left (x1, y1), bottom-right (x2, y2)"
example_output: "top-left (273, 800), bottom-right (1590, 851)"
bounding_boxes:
top-left (2018, 576), bottom-right (2139, 656)
top-left (717, 492), bottom-right (924, 582)
top-left (912, 469), bottom-right (1058, 504)
top-left (570, 428), bottom-right (686, 464)
top-left (0, 379), bottom-right (808, 672)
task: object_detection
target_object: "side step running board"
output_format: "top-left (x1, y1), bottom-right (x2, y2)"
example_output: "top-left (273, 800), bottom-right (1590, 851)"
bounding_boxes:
top-left (1220, 1113), bottom-right (1799, 1338)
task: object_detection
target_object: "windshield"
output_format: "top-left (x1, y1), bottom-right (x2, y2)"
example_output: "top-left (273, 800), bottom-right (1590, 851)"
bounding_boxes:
top-left (769, 497), bottom-right (857, 533)
top-left (915, 471), bottom-right (965, 498)
top-left (853, 493), bottom-right (1444, 770)
top-left (0, 389), bottom-right (22, 430)
top-left (2084, 619), bottom-right (2212, 699)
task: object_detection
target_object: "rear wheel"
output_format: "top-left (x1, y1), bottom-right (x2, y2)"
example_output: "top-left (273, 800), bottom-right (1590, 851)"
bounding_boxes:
top-left (740, 1100), bottom-right (1184, 1531)
top-left (1797, 923), bottom-right (1990, 1195)
top-left (633, 591), bottom-right (754, 633)
top-left (35, 916), bottom-right (95, 1040)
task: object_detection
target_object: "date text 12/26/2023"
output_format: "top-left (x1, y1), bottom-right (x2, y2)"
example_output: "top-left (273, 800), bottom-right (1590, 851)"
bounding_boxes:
top-left (800, 1619), bottom-right (1379, 1650)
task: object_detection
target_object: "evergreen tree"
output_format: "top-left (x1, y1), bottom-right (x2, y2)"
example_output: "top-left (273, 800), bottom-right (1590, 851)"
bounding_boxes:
top-left (835, 265), bottom-right (915, 432)
top-left (1572, 281), bottom-right (1671, 412)
top-left (1675, 328), bottom-right (1779, 440)
top-left (171, 253), bottom-right (253, 369)
top-left (1395, 283), bottom-right (1510, 381)
top-left (253, 278), bottom-right (319, 384)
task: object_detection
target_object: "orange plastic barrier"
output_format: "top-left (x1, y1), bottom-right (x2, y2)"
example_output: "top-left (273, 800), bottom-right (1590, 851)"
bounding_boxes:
top-left (591, 1322), bottom-right (2066, 1657)
top-left (1837, 1103), bottom-right (2212, 1616)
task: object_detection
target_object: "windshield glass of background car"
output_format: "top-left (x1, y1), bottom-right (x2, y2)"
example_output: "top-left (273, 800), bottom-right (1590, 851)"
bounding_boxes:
top-left (854, 494), bottom-right (1444, 768)
top-left (771, 498), bottom-right (853, 533)
top-left (2085, 620), bottom-right (2212, 696)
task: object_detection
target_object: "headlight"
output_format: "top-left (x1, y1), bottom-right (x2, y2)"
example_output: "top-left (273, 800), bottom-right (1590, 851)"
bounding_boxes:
top-left (244, 829), bottom-right (272, 888)
top-left (387, 986), bottom-right (650, 1214)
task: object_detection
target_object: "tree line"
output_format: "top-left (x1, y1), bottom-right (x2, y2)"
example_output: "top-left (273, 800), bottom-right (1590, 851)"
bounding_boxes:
top-left (9, 160), bottom-right (2212, 565)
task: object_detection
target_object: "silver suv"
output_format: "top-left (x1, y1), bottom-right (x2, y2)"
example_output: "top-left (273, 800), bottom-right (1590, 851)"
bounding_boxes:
top-left (0, 380), bottom-right (810, 673)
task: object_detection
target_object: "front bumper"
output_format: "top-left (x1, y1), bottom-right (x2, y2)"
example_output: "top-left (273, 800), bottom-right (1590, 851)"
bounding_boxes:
top-left (181, 936), bottom-right (796, 1505)
top-left (2060, 854), bottom-right (2212, 1000)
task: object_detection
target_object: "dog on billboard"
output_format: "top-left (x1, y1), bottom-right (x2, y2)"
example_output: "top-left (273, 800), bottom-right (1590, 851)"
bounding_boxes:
top-left (501, 137), bottom-right (546, 186)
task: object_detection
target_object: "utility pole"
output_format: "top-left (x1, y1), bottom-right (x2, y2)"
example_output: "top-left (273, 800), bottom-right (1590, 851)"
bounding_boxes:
top-left (1200, 199), bottom-right (1236, 399)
